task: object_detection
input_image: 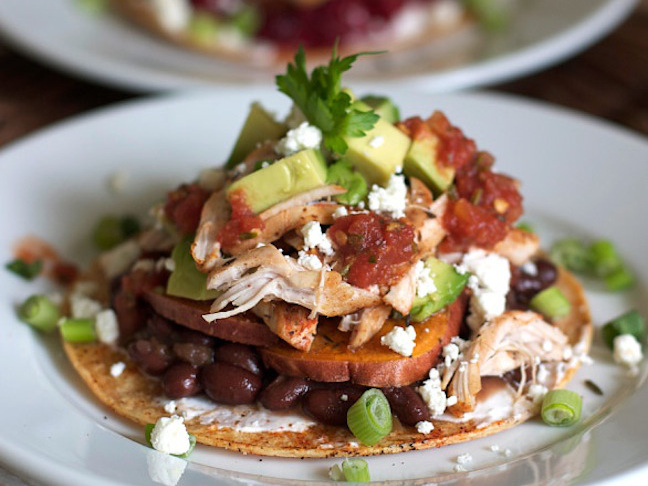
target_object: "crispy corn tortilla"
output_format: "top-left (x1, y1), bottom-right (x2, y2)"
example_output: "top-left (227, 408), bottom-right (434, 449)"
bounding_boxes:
top-left (63, 267), bottom-right (591, 457)
top-left (108, 0), bottom-right (471, 67)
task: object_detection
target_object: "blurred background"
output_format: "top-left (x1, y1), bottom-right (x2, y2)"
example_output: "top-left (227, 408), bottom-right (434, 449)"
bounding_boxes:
top-left (0, 0), bottom-right (646, 147)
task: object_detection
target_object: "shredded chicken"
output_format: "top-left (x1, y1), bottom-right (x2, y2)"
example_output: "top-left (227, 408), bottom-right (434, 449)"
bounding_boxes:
top-left (444, 310), bottom-right (568, 415)
top-left (493, 228), bottom-right (540, 266)
top-left (252, 301), bottom-right (318, 351)
top-left (203, 245), bottom-right (381, 321)
top-left (383, 263), bottom-right (418, 315)
top-left (191, 190), bottom-right (229, 272)
top-left (348, 305), bottom-right (392, 349)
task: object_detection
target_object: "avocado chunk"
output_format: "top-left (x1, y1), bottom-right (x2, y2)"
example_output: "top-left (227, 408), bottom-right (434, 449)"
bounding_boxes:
top-left (343, 101), bottom-right (411, 187)
top-left (360, 95), bottom-right (401, 124)
top-left (410, 257), bottom-right (469, 322)
top-left (226, 148), bottom-right (328, 214)
top-left (225, 103), bottom-right (287, 169)
top-left (403, 134), bottom-right (455, 196)
top-left (167, 237), bottom-right (220, 301)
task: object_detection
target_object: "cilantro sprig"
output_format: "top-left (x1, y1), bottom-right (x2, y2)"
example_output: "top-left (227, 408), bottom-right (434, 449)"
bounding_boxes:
top-left (275, 46), bottom-right (381, 155)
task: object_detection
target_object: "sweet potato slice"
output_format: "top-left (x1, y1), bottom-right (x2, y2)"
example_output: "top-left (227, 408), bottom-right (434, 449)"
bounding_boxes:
top-left (261, 294), bottom-right (467, 387)
top-left (143, 290), bottom-right (279, 346)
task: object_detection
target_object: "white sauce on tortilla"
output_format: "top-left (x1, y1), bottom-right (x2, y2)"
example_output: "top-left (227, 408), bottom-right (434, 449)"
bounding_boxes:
top-left (162, 396), bottom-right (316, 433)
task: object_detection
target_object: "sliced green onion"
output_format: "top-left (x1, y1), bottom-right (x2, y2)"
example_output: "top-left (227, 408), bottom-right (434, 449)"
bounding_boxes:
top-left (550, 238), bottom-right (592, 273)
top-left (60, 318), bottom-right (97, 343)
top-left (589, 240), bottom-right (623, 277)
top-left (601, 310), bottom-right (645, 350)
top-left (188, 12), bottom-right (220, 44)
top-left (145, 423), bottom-right (197, 458)
top-left (541, 389), bottom-right (582, 427)
top-left (347, 389), bottom-right (392, 445)
top-left (342, 459), bottom-right (370, 482)
top-left (604, 266), bottom-right (635, 292)
top-left (92, 215), bottom-right (140, 250)
top-left (6, 258), bottom-right (43, 280)
top-left (530, 286), bottom-right (571, 319)
top-left (18, 295), bottom-right (60, 332)
top-left (463, 0), bottom-right (509, 31)
top-left (516, 221), bottom-right (534, 233)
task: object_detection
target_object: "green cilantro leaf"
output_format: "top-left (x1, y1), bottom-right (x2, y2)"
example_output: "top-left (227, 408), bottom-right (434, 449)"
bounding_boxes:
top-left (275, 45), bottom-right (381, 155)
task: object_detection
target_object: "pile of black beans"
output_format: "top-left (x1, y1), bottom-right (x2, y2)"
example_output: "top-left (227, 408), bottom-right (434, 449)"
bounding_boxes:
top-left (125, 314), bottom-right (432, 427)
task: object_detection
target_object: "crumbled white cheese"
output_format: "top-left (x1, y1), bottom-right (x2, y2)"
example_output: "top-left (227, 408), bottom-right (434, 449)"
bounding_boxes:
top-left (333, 206), bottom-right (349, 219)
top-left (95, 309), bottom-right (120, 345)
top-left (381, 325), bottom-right (417, 357)
top-left (70, 295), bottom-right (102, 319)
top-left (98, 239), bottom-right (141, 280)
top-left (367, 173), bottom-right (408, 219)
top-left (275, 122), bottom-right (323, 156)
top-left (146, 449), bottom-right (187, 486)
top-left (446, 395), bottom-right (458, 407)
top-left (450, 336), bottom-right (469, 351)
top-left (340, 394), bottom-right (349, 402)
top-left (297, 251), bottom-right (323, 271)
top-left (527, 384), bottom-right (548, 405)
top-left (521, 260), bottom-right (538, 276)
top-left (613, 334), bottom-right (643, 373)
top-left (357, 201), bottom-right (366, 210)
top-left (462, 249), bottom-right (511, 294)
top-left (417, 368), bottom-right (449, 416)
top-left (461, 249), bottom-right (511, 332)
top-left (198, 168), bottom-right (226, 191)
top-left (456, 453), bottom-right (473, 466)
top-left (150, 415), bottom-right (191, 455)
top-left (414, 260), bottom-right (437, 298)
top-left (164, 401), bottom-right (177, 414)
top-left (442, 343), bottom-right (460, 368)
top-left (151, 0), bottom-right (191, 31)
top-left (454, 464), bottom-right (465, 472)
top-left (133, 259), bottom-right (156, 272)
top-left (300, 221), bottom-right (334, 256)
top-left (368, 136), bottom-right (385, 148)
top-left (156, 257), bottom-right (175, 273)
top-left (110, 361), bottom-right (126, 377)
top-left (416, 420), bottom-right (434, 434)
top-left (536, 364), bottom-right (550, 384)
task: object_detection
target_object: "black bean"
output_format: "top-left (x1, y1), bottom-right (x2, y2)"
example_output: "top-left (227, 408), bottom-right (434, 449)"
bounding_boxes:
top-left (147, 315), bottom-right (178, 344)
top-left (382, 386), bottom-right (431, 426)
top-left (216, 343), bottom-right (263, 376)
top-left (173, 342), bottom-right (214, 367)
top-left (259, 376), bottom-right (312, 410)
top-left (201, 362), bottom-right (261, 405)
top-left (163, 363), bottom-right (202, 398)
top-left (302, 387), bottom-right (364, 426)
top-left (127, 338), bottom-right (172, 375)
top-left (510, 258), bottom-right (558, 304)
top-left (175, 327), bottom-right (215, 347)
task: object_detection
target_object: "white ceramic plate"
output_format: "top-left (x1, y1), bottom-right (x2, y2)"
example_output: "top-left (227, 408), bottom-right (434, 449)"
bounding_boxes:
top-left (0, 0), bottom-right (639, 92)
top-left (1, 89), bottom-right (648, 486)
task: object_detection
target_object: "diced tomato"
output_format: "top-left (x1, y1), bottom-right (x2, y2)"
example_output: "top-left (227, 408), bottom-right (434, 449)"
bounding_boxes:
top-left (164, 183), bottom-right (210, 235)
top-left (440, 198), bottom-right (508, 253)
top-left (217, 189), bottom-right (265, 251)
top-left (455, 151), bottom-right (523, 224)
top-left (329, 213), bottom-right (415, 288)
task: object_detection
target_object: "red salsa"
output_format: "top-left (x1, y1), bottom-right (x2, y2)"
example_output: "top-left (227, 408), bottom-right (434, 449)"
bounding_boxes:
top-left (164, 183), bottom-right (210, 235)
top-left (217, 189), bottom-right (265, 251)
top-left (329, 213), bottom-right (415, 288)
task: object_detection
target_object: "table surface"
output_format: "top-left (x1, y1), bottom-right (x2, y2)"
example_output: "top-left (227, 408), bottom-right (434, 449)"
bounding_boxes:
top-left (0, 2), bottom-right (647, 486)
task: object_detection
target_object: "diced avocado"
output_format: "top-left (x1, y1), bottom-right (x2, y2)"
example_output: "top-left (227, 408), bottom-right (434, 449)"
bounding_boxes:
top-left (326, 158), bottom-right (368, 206)
top-left (225, 103), bottom-right (287, 169)
top-left (403, 135), bottom-right (455, 196)
top-left (410, 257), bottom-right (469, 322)
top-left (343, 101), bottom-right (411, 187)
top-left (226, 148), bottom-right (328, 213)
top-left (360, 95), bottom-right (401, 124)
top-left (167, 237), bottom-right (220, 301)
